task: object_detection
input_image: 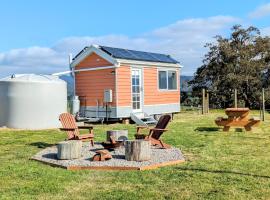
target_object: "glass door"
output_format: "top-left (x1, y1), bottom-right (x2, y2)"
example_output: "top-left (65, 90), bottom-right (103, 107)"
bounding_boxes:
top-left (131, 68), bottom-right (142, 112)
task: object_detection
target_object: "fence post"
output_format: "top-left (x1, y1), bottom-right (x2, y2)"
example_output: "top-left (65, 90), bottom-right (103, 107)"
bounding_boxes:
top-left (234, 89), bottom-right (238, 108)
top-left (262, 88), bottom-right (265, 121)
top-left (202, 89), bottom-right (205, 114)
top-left (206, 92), bottom-right (209, 113)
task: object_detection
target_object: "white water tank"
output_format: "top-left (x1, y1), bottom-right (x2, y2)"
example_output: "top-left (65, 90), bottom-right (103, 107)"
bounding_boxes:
top-left (0, 74), bottom-right (67, 129)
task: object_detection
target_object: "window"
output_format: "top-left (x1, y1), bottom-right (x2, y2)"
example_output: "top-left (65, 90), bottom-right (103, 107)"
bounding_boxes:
top-left (168, 71), bottom-right (177, 89)
top-left (158, 70), bottom-right (177, 90)
top-left (158, 71), bottom-right (167, 89)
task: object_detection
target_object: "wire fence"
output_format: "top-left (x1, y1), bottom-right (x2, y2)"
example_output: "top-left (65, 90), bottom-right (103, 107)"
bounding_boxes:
top-left (181, 88), bottom-right (269, 121)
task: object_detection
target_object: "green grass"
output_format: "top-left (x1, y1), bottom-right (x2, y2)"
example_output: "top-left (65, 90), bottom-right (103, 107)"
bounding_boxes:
top-left (1, 110), bottom-right (270, 199)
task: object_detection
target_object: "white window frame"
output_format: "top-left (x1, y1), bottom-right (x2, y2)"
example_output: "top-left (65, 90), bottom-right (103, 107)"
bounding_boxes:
top-left (157, 68), bottom-right (178, 91)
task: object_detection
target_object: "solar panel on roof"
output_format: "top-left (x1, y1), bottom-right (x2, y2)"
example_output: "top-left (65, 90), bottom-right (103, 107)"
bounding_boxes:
top-left (127, 51), bottom-right (149, 60)
top-left (119, 49), bottom-right (138, 60)
top-left (101, 46), bottom-right (135, 60)
top-left (126, 49), bottom-right (141, 59)
top-left (151, 53), bottom-right (173, 63)
top-left (99, 45), bottom-right (179, 64)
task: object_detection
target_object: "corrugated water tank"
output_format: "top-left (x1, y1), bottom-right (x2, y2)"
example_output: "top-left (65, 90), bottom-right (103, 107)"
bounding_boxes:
top-left (0, 74), bottom-right (67, 129)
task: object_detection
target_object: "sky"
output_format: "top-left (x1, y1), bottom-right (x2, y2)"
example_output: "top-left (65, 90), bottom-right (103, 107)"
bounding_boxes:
top-left (0, 0), bottom-right (270, 77)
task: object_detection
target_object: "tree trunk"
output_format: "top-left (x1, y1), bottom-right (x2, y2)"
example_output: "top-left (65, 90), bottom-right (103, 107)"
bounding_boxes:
top-left (244, 100), bottom-right (250, 108)
top-left (243, 94), bottom-right (251, 108)
top-left (57, 140), bottom-right (82, 160)
top-left (125, 140), bottom-right (151, 161)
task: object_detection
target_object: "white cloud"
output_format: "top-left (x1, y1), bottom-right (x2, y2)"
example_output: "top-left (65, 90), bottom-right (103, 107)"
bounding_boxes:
top-left (0, 15), bottom-right (239, 77)
top-left (144, 16), bottom-right (240, 74)
top-left (150, 16), bottom-right (238, 38)
top-left (53, 35), bottom-right (149, 54)
top-left (0, 47), bottom-right (66, 76)
top-left (249, 3), bottom-right (270, 19)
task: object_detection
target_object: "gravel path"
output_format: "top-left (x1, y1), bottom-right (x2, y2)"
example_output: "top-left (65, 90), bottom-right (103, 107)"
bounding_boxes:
top-left (32, 142), bottom-right (185, 169)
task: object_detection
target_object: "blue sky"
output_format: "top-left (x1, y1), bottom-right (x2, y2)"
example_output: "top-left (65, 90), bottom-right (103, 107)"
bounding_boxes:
top-left (0, 0), bottom-right (270, 77)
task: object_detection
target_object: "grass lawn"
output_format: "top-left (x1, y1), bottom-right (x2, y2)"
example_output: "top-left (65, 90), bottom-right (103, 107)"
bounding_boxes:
top-left (1, 110), bottom-right (270, 199)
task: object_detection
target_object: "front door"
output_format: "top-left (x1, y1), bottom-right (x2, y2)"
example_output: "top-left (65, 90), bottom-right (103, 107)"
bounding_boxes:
top-left (131, 68), bottom-right (143, 112)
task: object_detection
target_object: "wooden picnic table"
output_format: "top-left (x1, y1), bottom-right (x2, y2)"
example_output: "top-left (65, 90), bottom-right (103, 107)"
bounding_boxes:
top-left (225, 108), bottom-right (250, 119)
top-left (215, 108), bottom-right (260, 131)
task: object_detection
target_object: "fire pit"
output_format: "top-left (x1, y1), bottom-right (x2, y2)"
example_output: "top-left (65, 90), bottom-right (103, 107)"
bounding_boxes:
top-left (31, 142), bottom-right (185, 170)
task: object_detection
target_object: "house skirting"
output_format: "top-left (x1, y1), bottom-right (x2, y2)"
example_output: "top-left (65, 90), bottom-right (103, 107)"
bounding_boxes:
top-left (143, 103), bottom-right (180, 115)
top-left (81, 103), bottom-right (180, 119)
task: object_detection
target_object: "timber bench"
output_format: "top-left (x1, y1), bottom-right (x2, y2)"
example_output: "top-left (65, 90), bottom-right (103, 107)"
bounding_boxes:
top-left (215, 108), bottom-right (260, 131)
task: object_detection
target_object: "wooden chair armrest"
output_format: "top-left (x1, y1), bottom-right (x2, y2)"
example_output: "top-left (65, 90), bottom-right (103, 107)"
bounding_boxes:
top-left (60, 128), bottom-right (75, 131)
top-left (149, 128), bottom-right (168, 131)
top-left (136, 126), bottom-right (148, 129)
top-left (148, 128), bottom-right (168, 138)
top-left (78, 126), bottom-right (93, 130)
top-left (136, 126), bottom-right (148, 134)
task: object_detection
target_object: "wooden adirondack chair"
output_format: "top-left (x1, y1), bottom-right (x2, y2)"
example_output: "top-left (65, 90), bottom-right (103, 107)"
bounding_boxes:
top-left (136, 114), bottom-right (171, 149)
top-left (59, 113), bottom-right (94, 146)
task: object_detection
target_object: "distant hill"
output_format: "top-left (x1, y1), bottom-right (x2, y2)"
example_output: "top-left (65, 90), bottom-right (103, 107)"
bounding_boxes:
top-left (180, 75), bottom-right (193, 92)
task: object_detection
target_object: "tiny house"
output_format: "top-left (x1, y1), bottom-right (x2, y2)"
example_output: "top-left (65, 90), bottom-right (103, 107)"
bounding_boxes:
top-left (70, 45), bottom-right (182, 123)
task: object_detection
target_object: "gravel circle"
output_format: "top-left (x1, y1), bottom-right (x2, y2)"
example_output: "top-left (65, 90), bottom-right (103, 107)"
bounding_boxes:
top-left (32, 142), bottom-right (185, 169)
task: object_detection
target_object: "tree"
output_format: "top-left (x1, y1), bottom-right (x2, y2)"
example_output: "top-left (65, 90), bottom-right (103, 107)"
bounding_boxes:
top-left (190, 25), bottom-right (270, 108)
